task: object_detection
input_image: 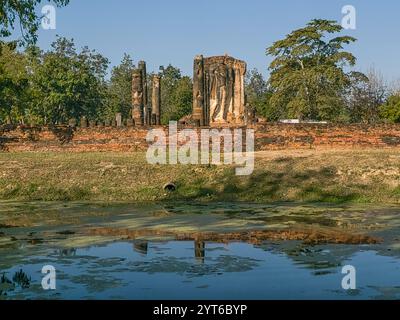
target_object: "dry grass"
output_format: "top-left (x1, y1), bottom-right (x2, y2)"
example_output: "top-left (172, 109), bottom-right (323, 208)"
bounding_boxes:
top-left (0, 148), bottom-right (399, 203)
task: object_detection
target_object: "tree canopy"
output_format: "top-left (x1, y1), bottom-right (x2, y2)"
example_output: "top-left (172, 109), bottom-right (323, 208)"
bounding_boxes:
top-left (104, 54), bottom-right (135, 121)
top-left (160, 64), bottom-right (192, 124)
top-left (0, 37), bottom-right (109, 125)
top-left (267, 19), bottom-right (360, 121)
top-left (380, 94), bottom-right (400, 123)
top-left (0, 16), bottom-right (399, 126)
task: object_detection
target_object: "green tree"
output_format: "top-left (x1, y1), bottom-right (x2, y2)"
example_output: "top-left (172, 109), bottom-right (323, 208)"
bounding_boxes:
top-left (267, 19), bottom-right (360, 121)
top-left (380, 94), bottom-right (400, 123)
top-left (0, 0), bottom-right (69, 45)
top-left (347, 68), bottom-right (388, 123)
top-left (31, 37), bottom-right (109, 124)
top-left (245, 68), bottom-right (273, 120)
top-left (104, 54), bottom-right (135, 121)
top-left (160, 64), bottom-right (192, 124)
top-left (169, 76), bottom-right (193, 121)
top-left (0, 42), bottom-right (30, 124)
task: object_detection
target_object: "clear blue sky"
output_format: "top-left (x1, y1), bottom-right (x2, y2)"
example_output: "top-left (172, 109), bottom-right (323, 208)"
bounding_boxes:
top-left (35, 0), bottom-right (400, 81)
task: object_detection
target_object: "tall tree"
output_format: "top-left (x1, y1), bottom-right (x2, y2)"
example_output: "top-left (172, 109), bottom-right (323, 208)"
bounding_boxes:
top-left (31, 37), bottom-right (109, 124)
top-left (169, 76), bottom-right (193, 122)
top-left (380, 94), bottom-right (400, 123)
top-left (245, 68), bottom-right (272, 120)
top-left (160, 64), bottom-right (192, 124)
top-left (347, 67), bottom-right (388, 123)
top-left (0, 0), bottom-right (69, 45)
top-left (105, 54), bottom-right (135, 120)
top-left (0, 42), bottom-right (30, 123)
top-left (267, 19), bottom-right (360, 121)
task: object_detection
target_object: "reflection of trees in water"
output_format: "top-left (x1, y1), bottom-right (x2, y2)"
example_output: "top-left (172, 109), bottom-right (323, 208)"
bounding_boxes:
top-left (256, 242), bottom-right (362, 270)
top-left (0, 269), bottom-right (31, 296)
top-left (12, 269), bottom-right (31, 288)
top-left (57, 248), bottom-right (77, 257)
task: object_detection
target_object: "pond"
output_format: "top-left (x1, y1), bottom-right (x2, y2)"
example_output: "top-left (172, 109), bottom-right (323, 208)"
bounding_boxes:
top-left (1, 202), bottom-right (400, 300)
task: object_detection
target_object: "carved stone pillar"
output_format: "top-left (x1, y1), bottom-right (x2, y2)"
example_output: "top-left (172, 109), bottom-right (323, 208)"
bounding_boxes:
top-left (232, 60), bottom-right (246, 124)
top-left (192, 55), bottom-right (205, 126)
top-left (138, 61), bottom-right (150, 125)
top-left (151, 75), bottom-right (161, 125)
top-left (132, 69), bottom-right (144, 126)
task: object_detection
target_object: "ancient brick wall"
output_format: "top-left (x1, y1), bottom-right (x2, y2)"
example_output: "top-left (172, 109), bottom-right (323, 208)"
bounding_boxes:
top-left (1, 123), bottom-right (400, 152)
top-left (254, 123), bottom-right (400, 150)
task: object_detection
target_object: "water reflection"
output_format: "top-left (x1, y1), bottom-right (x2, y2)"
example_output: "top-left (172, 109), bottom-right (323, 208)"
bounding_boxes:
top-left (195, 240), bottom-right (205, 263)
top-left (133, 240), bottom-right (206, 262)
top-left (133, 240), bottom-right (148, 255)
top-left (0, 269), bottom-right (31, 297)
top-left (1, 239), bottom-right (400, 300)
top-left (58, 248), bottom-right (77, 257)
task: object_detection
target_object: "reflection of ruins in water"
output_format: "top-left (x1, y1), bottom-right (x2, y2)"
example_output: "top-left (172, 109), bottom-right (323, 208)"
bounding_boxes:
top-left (133, 240), bottom-right (148, 255)
top-left (132, 239), bottom-right (205, 262)
top-left (195, 240), bottom-right (205, 263)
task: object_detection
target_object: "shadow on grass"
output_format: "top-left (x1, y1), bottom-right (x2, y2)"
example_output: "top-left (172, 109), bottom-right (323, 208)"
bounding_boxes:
top-left (170, 158), bottom-right (363, 204)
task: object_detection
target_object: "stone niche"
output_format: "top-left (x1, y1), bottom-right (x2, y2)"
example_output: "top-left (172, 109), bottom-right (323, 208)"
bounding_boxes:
top-left (192, 54), bottom-right (247, 126)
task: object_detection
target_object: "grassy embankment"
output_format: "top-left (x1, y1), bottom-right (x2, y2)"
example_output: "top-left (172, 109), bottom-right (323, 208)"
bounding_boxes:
top-left (0, 149), bottom-right (400, 204)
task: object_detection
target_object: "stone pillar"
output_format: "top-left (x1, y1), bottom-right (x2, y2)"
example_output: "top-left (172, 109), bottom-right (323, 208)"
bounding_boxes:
top-left (138, 61), bottom-right (150, 125)
top-left (192, 55), bottom-right (205, 126)
top-left (233, 60), bottom-right (246, 124)
top-left (115, 113), bottom-right (122, 127)
top-left (204, 71), bottom-right (210, 126)
top-left (80, 116), bottom-right (88, 128)
top-left (240, 66), bottom-right (246, 119)
top-left (132, 68), bottom-right (144, 126)
top-left (151, 75), bottom-right (161, 125)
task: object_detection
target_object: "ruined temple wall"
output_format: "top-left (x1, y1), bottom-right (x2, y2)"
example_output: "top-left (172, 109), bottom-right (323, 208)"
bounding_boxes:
top-left (193, 55), bottom-right (247, 126)
top-left (3, 124), bottom-right (400, 152)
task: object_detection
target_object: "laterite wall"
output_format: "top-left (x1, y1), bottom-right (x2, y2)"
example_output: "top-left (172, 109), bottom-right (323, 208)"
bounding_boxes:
top-left (1, 123), bottom-right (400, 152)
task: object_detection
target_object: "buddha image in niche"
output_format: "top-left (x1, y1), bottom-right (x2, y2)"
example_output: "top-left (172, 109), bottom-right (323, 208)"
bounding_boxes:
top-left (210, 64), bottom-right (228, 122)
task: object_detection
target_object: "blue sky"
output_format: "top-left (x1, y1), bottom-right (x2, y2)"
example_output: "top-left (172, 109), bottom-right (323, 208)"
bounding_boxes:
top-left (34, 0), bottom-right (400, 81)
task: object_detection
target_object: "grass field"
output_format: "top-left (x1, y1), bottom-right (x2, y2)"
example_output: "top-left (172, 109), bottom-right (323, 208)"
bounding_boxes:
top-left (0, 149), bottom-right (400, 204)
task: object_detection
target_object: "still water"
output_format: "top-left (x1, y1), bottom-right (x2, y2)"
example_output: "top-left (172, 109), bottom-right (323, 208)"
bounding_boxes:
top-left (1, 239), bottom-right (400, 300)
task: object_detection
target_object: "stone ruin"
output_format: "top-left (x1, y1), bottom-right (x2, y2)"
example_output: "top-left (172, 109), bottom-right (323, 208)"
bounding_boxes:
top-left (192, 54), bottom-right (248, 126)
top-left (130, 55), bottom-right (251, 128)
top-left (64, 55), bottom-right (253, 128)
top-left (131, 61), bottom-right (161, 126)
top-left (151, 75), bottom-right (161, 125)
